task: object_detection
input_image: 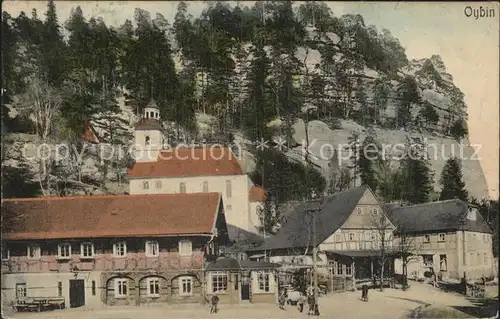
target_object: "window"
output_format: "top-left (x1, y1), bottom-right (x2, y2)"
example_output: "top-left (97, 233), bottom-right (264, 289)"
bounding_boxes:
top-left (484, 253), bottom-right (488, 265)
top-left (226, 205), bottom-right (232, 210)
top-left (349, 233), bottom-right (355, 241)
top-left (145, 136), bottom-right (150, 146)
top-left (92, 281), bottom-right (96, 296)
top-left (335, 234), bottom-right (341, 242)
top-left (345, 264), bottom-right (352, 276)
top-left (373, 208), bottom-right (379, 215)
top-left (145, 241), bottom-right (159, 257)
top-left (476, 253), bottom-right (481, 265)
top-left (336, 262), bottom-right (343, 275)
top-left (226, 180), bottom-right (232, 198)
top-left (179, 182), bottom-right (186, 193)
top-left (438, 233), bottom-right (446, 242)
top-left (423, 235), bottom-right (430, 243)
top-left (16, 283), bottom-right (27, 298)
top-left (179, 276), bottom-right (193, 296)
top-left (2, 245), bottom-right (9, 261)
top-left (155, 180), bottom-right (162, 189)
top-left (202, 181), bottom-right (209, 192)
top-left (467, 208), bottom-right (477, 220)
top-left (147, 278), bottom-right (160, 297)
top-left (257, 272), bottom-right (270, 292)
top-left (143, 181), bottom-right (149, 189)
top-left (27, 244), bottom-right (41, 259)
top-left (58, 282), bottom-right (62, 297)
top-left (179, 240), bottom-right (192, 256)
top-left (211, 272), bottom-right (228, 293)
top-left (440, 255), bottom-right (447, 271)
top-left (468, 253), bottom-right (474, 266)
top-left (483, 234), bottom-right (487, 242)
top-left (57, 243), bottom-right (71, 259)
top-left (357, 207), bottom-right (362, 214)
top-left (113, 242), bottom-right (127, 257)
top-left (115, 279), bottom-right (128, 298)
top-left (80, 242), bottom-right (94, 258)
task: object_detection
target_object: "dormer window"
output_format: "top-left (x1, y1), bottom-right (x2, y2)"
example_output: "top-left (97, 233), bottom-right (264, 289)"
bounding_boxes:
top-left (179, 182), bottom-right (186, 193)
top-left (145, 136), bottom-right (150, 146)
top-left (467, 208), bottom-right (477, 221)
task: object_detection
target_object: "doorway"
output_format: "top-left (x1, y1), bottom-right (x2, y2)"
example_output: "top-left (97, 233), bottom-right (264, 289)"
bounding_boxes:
top-left (69, 279), bottom-right (85, 308)
top-left (240, 272), bottom-right (250, 301)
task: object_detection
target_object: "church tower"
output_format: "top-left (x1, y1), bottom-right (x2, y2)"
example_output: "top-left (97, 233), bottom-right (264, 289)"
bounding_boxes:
top-left (134, 99), bottom-right (164, 162)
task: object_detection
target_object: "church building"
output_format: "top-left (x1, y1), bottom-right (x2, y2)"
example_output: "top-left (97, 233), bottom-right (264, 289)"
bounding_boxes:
top-left (127, 100), bottom-right (266, 241)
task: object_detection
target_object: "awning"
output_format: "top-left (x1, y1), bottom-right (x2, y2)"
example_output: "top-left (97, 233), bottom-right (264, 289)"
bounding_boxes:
top-left (325, 250), bottom-right (399, 258)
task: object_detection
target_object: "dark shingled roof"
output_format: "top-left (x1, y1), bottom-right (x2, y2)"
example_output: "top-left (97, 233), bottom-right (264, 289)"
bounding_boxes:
top-left (385, 199), bottom-right (492, 234)
top-left (249, 186), bottom-right (370, 251)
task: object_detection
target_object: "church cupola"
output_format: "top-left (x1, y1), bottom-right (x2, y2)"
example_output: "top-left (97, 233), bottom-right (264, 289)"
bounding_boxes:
top-left (143, 99), bottom-right (160, 120)
top-left (133, 99), bottom-right (164, 163)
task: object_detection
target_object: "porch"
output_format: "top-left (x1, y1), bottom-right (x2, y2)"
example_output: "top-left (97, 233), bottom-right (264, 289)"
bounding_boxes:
top-left (324, 250), bottom-right (398, 291)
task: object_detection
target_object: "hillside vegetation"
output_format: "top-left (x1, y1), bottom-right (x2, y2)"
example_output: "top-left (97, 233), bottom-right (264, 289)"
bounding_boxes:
top-left (1, 1), bottom-right (487, 213)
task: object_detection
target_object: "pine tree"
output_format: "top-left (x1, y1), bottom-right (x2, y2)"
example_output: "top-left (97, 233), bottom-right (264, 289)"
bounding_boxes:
top-left (439, 157), bottom-right (469, 201)
top-left (346, 131), bottom-right (361, 187)
top-left (399, 136), bottom-right (434, 204)
top-left (397, 75), bottom-right (421, 129)
top-left (42, 0), bottom-right (67, 85)
top-left (359, 130), bottom-right (382, 191)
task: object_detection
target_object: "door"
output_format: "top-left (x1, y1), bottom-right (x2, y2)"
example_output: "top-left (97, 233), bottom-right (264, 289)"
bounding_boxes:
top-left (241, 272), bottom-right (250, 301)
top-left (69, 280), bottom-right (85, 308)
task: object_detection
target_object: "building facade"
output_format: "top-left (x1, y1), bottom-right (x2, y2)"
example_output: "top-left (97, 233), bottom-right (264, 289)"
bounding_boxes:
top-left (248, 186), bottom-right (397, 291)
top-left (387, 199), bottom-right (495, 280)
top-left (1, 193), bottom-right (229, 309)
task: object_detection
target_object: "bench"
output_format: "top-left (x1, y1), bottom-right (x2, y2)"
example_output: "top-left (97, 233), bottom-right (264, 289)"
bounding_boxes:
top-left (16, 297), bottom-right (65, 312)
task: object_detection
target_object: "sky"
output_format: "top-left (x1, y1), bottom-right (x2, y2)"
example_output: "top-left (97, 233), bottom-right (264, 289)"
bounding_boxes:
top-left (4, 1), bottom-right (499, 199)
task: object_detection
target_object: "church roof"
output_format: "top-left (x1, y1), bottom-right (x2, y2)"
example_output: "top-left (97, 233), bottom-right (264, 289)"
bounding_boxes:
top-left (2, 193), bottom-right (223, 240)
top-left (134, 118), bottom-right (163, 130)
top-left (145, 99), bottom-right (159, 109)
top-left (127, 146), bottom-right (244, 178)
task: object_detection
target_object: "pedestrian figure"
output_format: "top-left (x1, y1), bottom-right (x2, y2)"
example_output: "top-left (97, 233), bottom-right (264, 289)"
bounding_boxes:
top-left (210, 295), bottom-right (219, 314)
top-left (278, 289), bottom-right (286, 310)
top-left (297, 293), bottom-right (305, 313)
top-left (361, 284), bottom-right (369, 302)
top-left (307, 291), bottom-right (316, 316)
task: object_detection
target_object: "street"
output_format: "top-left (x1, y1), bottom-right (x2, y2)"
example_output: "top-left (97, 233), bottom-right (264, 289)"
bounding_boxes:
top-left (7, 282), bottom-right (496, 319)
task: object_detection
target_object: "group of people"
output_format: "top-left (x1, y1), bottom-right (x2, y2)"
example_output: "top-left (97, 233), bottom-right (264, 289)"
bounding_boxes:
top-left (278, 287), bottom-right (320, 316)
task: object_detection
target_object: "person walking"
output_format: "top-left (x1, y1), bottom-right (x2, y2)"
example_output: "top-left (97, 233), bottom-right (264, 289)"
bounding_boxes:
top-left (210, 295), bottom-right (219, 314)
top-left (278, 289), bottom-right (286, 310)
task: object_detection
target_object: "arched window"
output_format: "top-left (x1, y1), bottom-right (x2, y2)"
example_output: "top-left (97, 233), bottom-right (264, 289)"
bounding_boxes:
top-left (202, 181), bottom-right (209, 193)
top-left (150, 111), bottom-right (154, 118)
top-left (145, 136), bottom-right (150, 146)
top-left (155, 180), bottom-right (162, 189)
top-left (225, 180), bottom-right (232, 198)
top-left (179, 182), bottom-right (186, 194)
top-left (143, 181), bottom-right (149, 189)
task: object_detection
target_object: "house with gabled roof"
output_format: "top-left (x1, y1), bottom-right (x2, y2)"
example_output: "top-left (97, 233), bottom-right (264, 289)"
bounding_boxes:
top-left (247, 185), bottom-right (398, 292)
top-left (385, 199), bottom-right (494, 280)
top-left (127, 102), bottom-right (266, 241)
top-left (1, 193), bottom-right (229, 309)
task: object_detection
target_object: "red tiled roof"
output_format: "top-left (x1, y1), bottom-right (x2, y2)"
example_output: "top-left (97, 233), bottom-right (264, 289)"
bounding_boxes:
top-left (249, 186), bottom-right (266, 202)
top-left (127, 146), bottom-right (244, 178)
top-left (2, 193), bottom-right (221, 240)
top-left (135, 118), bottom-right (163, 130)
top-left (81, 123), bottom-right (99, 144)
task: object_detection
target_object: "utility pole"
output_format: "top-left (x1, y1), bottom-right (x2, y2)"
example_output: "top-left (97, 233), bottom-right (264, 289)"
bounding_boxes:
top-left (312, 202), bottom-right (318, 303)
